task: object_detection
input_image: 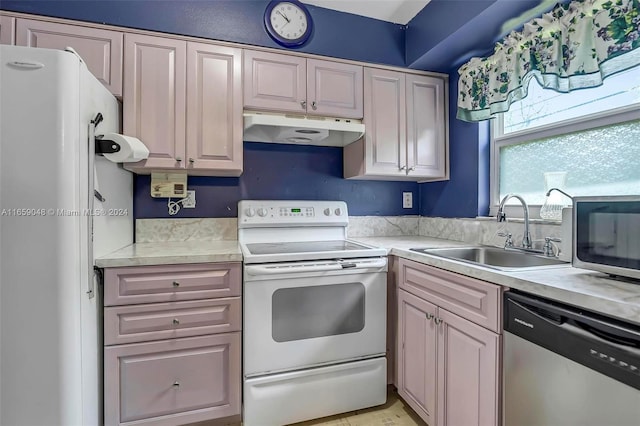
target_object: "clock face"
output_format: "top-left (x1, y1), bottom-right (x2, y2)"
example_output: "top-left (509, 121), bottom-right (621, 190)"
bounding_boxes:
top-left (265, 1), bottom-right (312, 47)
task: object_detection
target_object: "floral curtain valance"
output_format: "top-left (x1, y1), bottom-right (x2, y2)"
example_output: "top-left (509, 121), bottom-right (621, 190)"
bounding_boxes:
top-left (457, 0), bottom-right (640, 122)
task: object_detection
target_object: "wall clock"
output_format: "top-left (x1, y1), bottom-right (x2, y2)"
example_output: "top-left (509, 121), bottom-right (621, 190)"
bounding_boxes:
top-left (264, 0), bottom-right (313, 48)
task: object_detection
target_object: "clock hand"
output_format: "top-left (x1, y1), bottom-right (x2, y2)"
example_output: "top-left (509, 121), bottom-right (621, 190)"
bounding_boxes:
top-left (276, 10), bottom-right (291, 23)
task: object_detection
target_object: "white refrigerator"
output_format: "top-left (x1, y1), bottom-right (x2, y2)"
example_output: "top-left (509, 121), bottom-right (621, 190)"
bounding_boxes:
top-left (0, 45), bottom-right (134, 425)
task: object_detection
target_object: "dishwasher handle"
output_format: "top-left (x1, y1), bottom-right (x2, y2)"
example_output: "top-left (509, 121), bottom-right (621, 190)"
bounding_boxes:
top-left (505, 290), bottom-right (640, 344)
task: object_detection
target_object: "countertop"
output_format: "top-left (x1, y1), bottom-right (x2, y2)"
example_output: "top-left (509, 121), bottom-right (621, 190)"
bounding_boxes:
top-left (351, 236), bottom-right (640, 326)
top-left (95, 240), bottom-right (242, 267)
top-left (95, 236), bottom-right (640, 325)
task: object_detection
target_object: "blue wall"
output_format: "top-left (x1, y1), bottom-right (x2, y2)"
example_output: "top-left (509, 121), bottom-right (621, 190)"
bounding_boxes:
top-left (135, 143), bottom-right (419, 218)
top-left (419, 72), bottom-right (490, 217)
top-left (2, 0), bottom-right (546, 218)
top-left (0, 1), bottom-right (405, 67)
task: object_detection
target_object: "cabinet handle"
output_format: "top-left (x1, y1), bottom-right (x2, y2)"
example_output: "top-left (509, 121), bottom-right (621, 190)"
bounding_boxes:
top-left (407, 166), bottom-right (415, 172)
top-left (172, 281), bottom-right (180, 287)
top-left (426, 313), bottom-right (434, 320)
top-left (300, 100), bottom-right (306, 109)
top-left (399, 165), bottom-right (407, 171)
top-left (434, 318), bottom-right (443, 325)
top-left (173, 381), bottom-right (180, 388)
top-left (311, 101), bottom-right (317, 110)
top-left (172, 318), bottom-right (180, 325)
top-left (175, 157), bottom-right (182, 163)
top-left (188, 157), bottom-right (195, 164)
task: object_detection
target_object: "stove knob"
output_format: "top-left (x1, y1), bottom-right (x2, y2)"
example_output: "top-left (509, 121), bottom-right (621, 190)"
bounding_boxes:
top-left (324, 208), bottom-right (332, 216)
top-left (334, 208), bottom-right (342, 216)
top-left (245, 208), bottom-right (255, 217)
top-left (257, 208), bottom-right (268, 217)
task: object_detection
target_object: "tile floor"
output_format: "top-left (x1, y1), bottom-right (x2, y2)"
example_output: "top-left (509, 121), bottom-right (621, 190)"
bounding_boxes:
top-left (200, 389), bottom-right (426, 426)
top-left (291, 390), bottom-right (426, 426)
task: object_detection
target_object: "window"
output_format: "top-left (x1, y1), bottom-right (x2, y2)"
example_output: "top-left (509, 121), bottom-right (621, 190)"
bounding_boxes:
top-left (491, 65), bottom-right (640, 217)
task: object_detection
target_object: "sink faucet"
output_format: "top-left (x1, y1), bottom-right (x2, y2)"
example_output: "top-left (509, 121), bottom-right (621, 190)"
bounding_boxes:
top-left (497, 194), bottom-right (532, 249)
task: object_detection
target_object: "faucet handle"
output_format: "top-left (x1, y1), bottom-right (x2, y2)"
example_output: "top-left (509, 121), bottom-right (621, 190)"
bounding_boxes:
top-left (498, 232), bottom-right (514, 248)
top-left (543, 237), bottom-right (562, 256)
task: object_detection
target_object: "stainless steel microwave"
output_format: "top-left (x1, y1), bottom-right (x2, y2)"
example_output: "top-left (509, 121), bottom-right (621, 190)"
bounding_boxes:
top-left (573, 196), bottom-right (640, 280)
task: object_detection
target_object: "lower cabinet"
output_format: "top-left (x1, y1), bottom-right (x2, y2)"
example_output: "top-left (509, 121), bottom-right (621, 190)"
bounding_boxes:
top-left (397, 258), bottom-right (501, 426)
top-left (105, 333), bottom-right (241, 426)
top-left (103, 263), bottom-right (242, 426)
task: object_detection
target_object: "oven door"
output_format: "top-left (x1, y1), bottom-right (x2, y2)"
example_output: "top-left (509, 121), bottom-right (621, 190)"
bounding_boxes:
top-left (243, 258), bottom-right (387, 376)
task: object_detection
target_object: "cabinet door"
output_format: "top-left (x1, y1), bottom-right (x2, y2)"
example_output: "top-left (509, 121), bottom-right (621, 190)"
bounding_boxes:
top-left (0, 16), bottom-right (15, 45)
top-left (15, 19), bottom-right (122, 96)
top-left (186, 42), bottom-right (242, 176)
top-left (363, 68), bottom-right (406, 176)
top-left (437, 309), bottom-right (500, 426)
top-left (307, 59), bottom-right (363, 118)
top-left (104, 333), bottom-right (241, 426)
top-left (406, 75), bottom-right (447, 179)
top-left (123, 34), bottom-right (186, 171)
top-left (243, 49), bottom-right (306, 113)
top-left (397, 289), bottom-right (438, 425)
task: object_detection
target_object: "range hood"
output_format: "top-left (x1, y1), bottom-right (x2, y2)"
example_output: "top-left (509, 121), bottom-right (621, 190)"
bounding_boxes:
top-left (243, 112), bottom-right (365, 147)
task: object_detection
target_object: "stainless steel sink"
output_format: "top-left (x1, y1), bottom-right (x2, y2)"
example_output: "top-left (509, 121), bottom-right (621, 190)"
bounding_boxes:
top-left (410, 246), bottom-right (570, 271)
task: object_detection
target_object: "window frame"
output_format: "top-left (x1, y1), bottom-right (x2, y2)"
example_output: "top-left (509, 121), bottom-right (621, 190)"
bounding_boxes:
top-left (489, 103), bottom-right (640, 218)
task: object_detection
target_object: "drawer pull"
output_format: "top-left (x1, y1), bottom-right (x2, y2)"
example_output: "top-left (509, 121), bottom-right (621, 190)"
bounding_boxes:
top-left (173, 381), bottom-right (180, 388)
top-left (172, 281), bottom-right (180, 287)
top-left (172, 318), bottom-right (180, 326)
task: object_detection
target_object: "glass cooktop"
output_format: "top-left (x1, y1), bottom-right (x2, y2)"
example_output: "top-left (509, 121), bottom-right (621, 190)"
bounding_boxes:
top-left (245, 240), bottom-right (372, 255)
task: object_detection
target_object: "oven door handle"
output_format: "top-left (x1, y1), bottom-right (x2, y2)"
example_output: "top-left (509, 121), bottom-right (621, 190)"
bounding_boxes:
top-left (244, 259), bottom-right (386, 275)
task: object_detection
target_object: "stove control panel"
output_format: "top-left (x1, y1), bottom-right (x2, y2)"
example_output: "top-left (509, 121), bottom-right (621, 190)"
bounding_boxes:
top-left (238, 200), bottom-right (348, 228)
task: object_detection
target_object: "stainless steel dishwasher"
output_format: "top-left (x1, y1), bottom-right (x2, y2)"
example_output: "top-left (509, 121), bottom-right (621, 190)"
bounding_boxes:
top-left (503, 291), bottom-right (640, 426)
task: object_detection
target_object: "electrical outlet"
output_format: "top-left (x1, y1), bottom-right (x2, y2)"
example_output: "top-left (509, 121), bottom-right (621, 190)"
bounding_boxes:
top-left (182, 190), bottom-right (196, 208)
top-left (403, 192), bottom-right (413, 209)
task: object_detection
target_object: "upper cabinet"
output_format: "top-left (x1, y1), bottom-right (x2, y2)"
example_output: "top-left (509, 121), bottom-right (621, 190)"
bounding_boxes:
top-left (344, 68), bottom-right (448, 181)
top-left (244, 50), bottom-right (363, 119)
top-left (406, 75), bottom-right (447, 178)
top-left (123, 34), bottom-right (242, 176)
top-left (243, 50), bottom-right (306, 113)
top-left (186, 42), bottom-right (243, 174)
top-left (307, 58), bottom-right (363, 118)
top-left (123, 34), bottom-right (186, 171)
top-left (0, 16), bottom-right (15, 45)
top-left (15, 19), bottom-right (123, 97)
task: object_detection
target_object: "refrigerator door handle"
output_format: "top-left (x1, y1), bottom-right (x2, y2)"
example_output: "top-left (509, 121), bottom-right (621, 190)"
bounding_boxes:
top-left (86, 117), bottom-right (97, 298)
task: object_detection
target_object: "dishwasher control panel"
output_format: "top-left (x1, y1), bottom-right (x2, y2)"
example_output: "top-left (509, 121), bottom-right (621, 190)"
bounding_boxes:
top-left (589, 348), bottom-right (639, 375)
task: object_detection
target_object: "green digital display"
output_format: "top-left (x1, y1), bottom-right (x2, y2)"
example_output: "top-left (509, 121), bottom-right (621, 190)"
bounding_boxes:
top-left (291, 208), bottom-right (301, 213)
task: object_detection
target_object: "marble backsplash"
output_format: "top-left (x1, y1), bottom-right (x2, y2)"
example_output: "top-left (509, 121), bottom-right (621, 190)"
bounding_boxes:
top-left (136, 218), bottom-right (237, 242)
top-left (346, 216), bottom-right (419, 238)
top-left (137, 215), bottom-right (567, 257)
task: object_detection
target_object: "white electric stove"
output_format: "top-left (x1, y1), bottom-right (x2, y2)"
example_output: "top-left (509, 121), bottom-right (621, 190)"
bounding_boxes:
top-left (238, 200), bottom-right (388, 426)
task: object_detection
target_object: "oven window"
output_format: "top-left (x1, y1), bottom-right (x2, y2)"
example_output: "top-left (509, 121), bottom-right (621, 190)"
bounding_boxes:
top-left (272, 283), bottom-right (365, 342)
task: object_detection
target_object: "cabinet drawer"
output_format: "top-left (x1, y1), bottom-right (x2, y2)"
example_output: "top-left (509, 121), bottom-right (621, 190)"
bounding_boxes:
top-left (104, 297), bottom-right (241, 345)
top-left (104, 333), bottom-right (241, 426)
top-left (398, 259), bottom-right (501, 332)
top-left (104, 263), bottom-right (241, 306)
